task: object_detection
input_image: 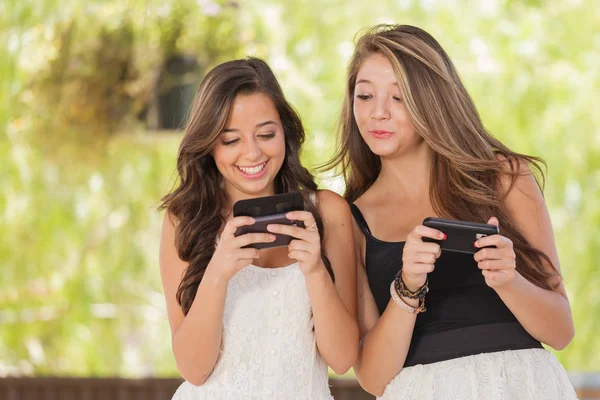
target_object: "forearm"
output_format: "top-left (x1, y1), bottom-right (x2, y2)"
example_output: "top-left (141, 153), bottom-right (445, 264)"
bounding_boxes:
top-left (172, 268), bottom-right (228, 385)
top-left (354, 299), bottom-right (417, 396)
top-left (495, 272), bottom-right (574, 350)
top-left (304, 266), bottom-right (359, 374)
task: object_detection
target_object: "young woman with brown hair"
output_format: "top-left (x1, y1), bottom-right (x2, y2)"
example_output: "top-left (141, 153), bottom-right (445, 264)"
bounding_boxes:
top-left (159, 57), bottom-right (358, 399)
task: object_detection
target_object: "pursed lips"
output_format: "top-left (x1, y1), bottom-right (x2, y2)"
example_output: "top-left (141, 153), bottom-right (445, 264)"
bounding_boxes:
top-left (370, 129), bottom-right (394, 138)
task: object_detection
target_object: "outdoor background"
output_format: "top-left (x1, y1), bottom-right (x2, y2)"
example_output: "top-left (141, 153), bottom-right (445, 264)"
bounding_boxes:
top-left (1, 0), bottom-right (598, 378)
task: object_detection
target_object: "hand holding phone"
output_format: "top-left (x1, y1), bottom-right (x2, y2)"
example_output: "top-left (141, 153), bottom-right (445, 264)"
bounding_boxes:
top-left (422, 217), bottom-right (499, 255)
top-left (402, 225), bottom-right (445, 292)
top-left (267, 209), bottom-right (323, 275)
top-left (233, 192), bottom-right (305, 249)
top-left (208, 216), bottom-right (275, 281)
top-left (472, 217), bottom-right (518, 289)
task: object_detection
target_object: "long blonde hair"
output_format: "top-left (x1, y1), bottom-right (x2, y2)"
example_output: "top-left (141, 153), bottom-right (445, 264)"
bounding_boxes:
top-left (324, 24), bottom-right (558, 290)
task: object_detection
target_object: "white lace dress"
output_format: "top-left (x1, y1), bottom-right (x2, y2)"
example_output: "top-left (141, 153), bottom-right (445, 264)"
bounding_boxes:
top-left (172, 263), bottom-right (333, 400)
top-left (379, 348), bottom-right (578, 400)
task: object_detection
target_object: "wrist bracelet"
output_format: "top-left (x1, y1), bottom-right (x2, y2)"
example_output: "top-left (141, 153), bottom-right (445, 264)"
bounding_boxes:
top-left (394, 270), bottom-right (429, 299)
top-left (390, 281), bottom-right (426, 314)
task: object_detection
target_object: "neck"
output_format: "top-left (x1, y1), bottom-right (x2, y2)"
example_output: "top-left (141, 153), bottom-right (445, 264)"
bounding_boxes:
top-left (375, 142), bottom-right (432, 200)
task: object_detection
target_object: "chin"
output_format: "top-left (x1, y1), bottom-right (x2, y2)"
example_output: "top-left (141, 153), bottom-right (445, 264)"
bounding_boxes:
top-left (368, 143), bottom-right (401, 157)
top-left (234, 179), bottom-right (274, 197)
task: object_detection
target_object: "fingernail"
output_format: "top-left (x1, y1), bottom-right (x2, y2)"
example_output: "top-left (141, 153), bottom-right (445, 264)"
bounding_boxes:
top-left (474, 241), bottom-right (479, 247)
top-left (442, 233), bottom-right (447, 240)
top-left (270, 235), bottom-right (276, 240)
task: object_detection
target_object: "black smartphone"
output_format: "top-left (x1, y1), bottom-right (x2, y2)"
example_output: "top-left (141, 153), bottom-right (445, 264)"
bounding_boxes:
top-left (422, 217), bottom-right (499, 254)
top-left (233, 192), bottom-right (305, 249)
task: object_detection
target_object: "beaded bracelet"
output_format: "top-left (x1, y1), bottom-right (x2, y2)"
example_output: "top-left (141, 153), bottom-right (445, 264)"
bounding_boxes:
top-left (394, 270), bottom-right (429, 300)
top-left (390, 281), bottom-right (426, 314)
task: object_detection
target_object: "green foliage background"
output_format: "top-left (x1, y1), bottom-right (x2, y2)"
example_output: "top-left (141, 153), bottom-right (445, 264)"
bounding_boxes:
top-left (1, 0), bottom-right (598, 376)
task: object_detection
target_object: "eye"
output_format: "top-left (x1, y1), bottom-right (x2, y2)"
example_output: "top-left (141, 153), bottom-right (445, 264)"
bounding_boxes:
top-left (258, 132), bottom-right (276, 140)
top-left (222, 138), bottom-right (240, 146)
top-left (356, 94), bottom-right (372, 101)
top-left (393, 96), bottom-right (403, 103)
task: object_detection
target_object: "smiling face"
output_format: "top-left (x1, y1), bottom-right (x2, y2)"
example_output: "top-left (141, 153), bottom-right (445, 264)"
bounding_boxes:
top-left (353, 53), bottom-right (422, 159)
top-left (212, 91), bottom-right (286, 202)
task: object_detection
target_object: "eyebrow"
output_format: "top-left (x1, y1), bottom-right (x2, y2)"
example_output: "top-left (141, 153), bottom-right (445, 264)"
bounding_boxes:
top-left (356, 79), bottom-right (399, 86)
top-left (222, 120), bottom-right (277, 133)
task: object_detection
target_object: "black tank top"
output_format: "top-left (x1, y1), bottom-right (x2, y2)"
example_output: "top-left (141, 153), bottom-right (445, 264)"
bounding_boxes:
top-left (350, 204), bottom-right (542, 367)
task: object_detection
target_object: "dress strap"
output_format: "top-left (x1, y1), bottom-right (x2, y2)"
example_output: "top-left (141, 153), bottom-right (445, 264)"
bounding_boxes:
top-left (349, 203), bottom-right (372, 236)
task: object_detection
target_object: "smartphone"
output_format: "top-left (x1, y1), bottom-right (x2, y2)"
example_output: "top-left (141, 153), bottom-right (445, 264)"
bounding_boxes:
top-left (422, 217), bottom-right (499, 254)
top-left (233, 192), bottom-right (305, 249)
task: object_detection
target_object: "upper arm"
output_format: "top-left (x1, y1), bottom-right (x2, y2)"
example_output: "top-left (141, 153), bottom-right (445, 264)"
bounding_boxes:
top-left (351, 212), bottom-right (381, 338)
top-left (159, 212), bottom-right (187, 340)
top-left (317, 190), bottom-right (357, 317)
top-left (500, 161), bottom-right (567, 297)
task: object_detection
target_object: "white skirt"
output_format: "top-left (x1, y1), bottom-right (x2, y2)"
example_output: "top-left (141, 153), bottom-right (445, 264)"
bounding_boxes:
top-left (379, 348), bottom-right (578, 400)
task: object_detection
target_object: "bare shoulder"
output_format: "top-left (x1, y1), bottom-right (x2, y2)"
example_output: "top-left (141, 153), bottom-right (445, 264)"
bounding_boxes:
top-left (316, 189), bottom-right (352, 224)
top-left (162, 209), bottom-right (179, 232)
top-left (160, 211), bottom-right (180, 253)
top-left (496, 155), bottom-right (543, 206)
top-left (316, 188), bottom-right (347, 206)
top-left (324, 190), bottom-right (368, 270)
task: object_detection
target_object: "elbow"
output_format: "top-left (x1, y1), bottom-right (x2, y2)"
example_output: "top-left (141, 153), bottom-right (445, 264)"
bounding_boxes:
top-left (182, 372), bottom-right (209, 387)
top-left (175, 358), bottom-right (213, 386)
top-left (549, 323), bottom-right (575, 351)
top-left (354, 361), bottom-right (389, 397)
top-left (356, 375), bottom-right (386, 397)
top-left (176, 357), bottom-right (211, 386)
top-left (330, 359), bottom-right (354, 376)
top-left (549, 338), bottom-right (571, 352)
top-left (329, 346), bottom-right (359, 375)
top-left (331, 365), bottom-right (352, 376)
top-left (326, 325), bottom-right (360, 375)
top-left (173, 348), bottom-right (212, 386)
top-left (172, 336), bottom-right (211, 386)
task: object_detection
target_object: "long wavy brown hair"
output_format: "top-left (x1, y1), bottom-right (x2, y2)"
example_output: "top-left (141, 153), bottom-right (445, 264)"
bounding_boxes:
top-left (324, 24), bottom-right (559, 290)
top-left (160, 58), bottom-right (332, 315)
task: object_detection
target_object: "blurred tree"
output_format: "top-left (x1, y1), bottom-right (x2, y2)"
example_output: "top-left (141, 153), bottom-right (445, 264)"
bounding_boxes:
top-left (0, 0), bottom-right (598, 377)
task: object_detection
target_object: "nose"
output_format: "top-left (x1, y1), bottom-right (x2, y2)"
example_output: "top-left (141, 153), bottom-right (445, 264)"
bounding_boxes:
top-left (371, 97), bottom-right (391, 121)
top-left (241, 137), bottom-right (262, 161)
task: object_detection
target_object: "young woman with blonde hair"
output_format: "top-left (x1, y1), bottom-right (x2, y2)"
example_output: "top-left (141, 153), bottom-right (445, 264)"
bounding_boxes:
top-left (327, 25), bottom-right (577, 399)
